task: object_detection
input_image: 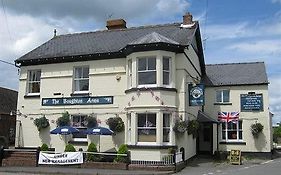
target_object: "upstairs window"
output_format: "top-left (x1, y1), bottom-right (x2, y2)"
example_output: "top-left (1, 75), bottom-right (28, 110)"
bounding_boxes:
top-left (138, 57), bottom-right (156, 85)
top-left (27, 70), bottom-right (41, 94)
top-left (216, 89), bottom-right (230, 103)
top-left (128, 60), bottom-right (132, 88)
top-left (74, 66), bottom-right (89, 92)
top-left (163, 57), bottom-right (171, 85)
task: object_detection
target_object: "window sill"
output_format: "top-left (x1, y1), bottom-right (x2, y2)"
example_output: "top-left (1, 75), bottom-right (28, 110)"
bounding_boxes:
top-left (24, 94), bottom-right (40, 98)
top-left (214, 102), bottom-right (232, 105)
top-left (125, 87), bottom-right (177, 93)
top-left (70, 92), bottom-right (90, 97)
top-left (219, 141), bottom-right (246, 145)
top-left (127, 144), bottom-right (177, 149)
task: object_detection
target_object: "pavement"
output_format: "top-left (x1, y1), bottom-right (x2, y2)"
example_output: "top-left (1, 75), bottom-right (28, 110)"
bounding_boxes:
top-left (0, 151), bottom-right (280, 175)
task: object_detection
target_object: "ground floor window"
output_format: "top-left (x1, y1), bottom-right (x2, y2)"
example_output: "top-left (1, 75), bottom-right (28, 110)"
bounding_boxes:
top-left (71, 115), bottom-right (87, 139)
top-left (137, 113), bottom-right (156, 142)
top-left (163, 113), bottom-right (171, 142)
top-left (221, 121), bottom-right (242, 141)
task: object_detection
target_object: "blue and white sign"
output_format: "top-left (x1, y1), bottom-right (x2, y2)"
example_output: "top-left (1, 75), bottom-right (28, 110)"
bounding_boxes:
top-left (189, 84), bottom-right (205, 106)
top-left (42, 96), bottom-right (113, 106)
top-left (241, 94), bottom-right (263, 111)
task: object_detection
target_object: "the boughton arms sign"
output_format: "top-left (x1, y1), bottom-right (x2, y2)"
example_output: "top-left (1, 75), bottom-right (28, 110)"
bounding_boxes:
top-left (42, 96), bottom-right (113, 106)
top-left (189, 84), bottom-right (205, 106)
top-left (240, 94), bottom-right (263, 111)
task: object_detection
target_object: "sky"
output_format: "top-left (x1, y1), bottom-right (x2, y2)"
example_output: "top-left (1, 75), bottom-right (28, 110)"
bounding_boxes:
top-left (0, 0), bottom-right (280, 123)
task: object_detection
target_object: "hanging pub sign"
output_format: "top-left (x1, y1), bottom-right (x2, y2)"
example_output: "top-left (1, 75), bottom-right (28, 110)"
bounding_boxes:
top-left (42, 96), bottom-right (113, 106)
top-left (240, 94), bottom-right (263, 111)
top-left (189, 84), bottom-right (205, 106)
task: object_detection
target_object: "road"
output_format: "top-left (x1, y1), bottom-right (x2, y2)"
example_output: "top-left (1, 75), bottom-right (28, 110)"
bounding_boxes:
top-left (177, 157), bottom-right (281, 175)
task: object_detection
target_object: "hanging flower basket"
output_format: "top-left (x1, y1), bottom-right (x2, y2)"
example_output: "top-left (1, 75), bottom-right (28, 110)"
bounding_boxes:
top-left (56, 111), bottom-right (70, 127)
top-left (173, 120), bottom-right (188, 134)
top-left (187, 120), bottom-right (199, 138)
top-left (106, 117), bottom-right (125, 133)
top-left (33, 116), bottom-right (50, 131)
top-left (251, 122), bottom-right (264, 137)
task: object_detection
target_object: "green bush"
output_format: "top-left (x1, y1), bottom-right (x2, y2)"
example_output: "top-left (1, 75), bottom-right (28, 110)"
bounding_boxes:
top-left (40, 143), bottom-right (49, 151)
top-left (57, 111), bottom-right (70, 127)
top-left (64, 144), bottom-right (76, 152)
top-left (33, 116), bottom-right (50, 131)
top-left (273, 126), bottom-right (281, 143)
top-left (87, 143), bottom-right (101, 161)
top-left (114, 144), bottom-right (129, 163)
top-left (106, 117), bottom-right (124, 133)
top-left (86, 116), bottom-right (98, 128)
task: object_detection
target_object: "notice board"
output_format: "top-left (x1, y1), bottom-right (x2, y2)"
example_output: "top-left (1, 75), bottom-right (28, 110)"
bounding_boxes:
top-left (229, 150), bottom-right (241, 165)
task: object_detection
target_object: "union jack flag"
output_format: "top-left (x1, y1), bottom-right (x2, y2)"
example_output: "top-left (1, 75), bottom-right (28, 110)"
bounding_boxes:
top-left (218, 112), bottom-right (239, 123)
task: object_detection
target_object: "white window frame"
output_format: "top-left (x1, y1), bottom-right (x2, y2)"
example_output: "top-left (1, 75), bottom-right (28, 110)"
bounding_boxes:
top-left (216, 89), bottom-right (230, 103)
top-left (162, 56), bottom-right (171, 87)
top-left (137, 56), bottom-right (157, 87)
top-left (128, 59), bottom-right (132, 88)
top-left (73, 66), bottom-right (89, 94)
top-left (27, 69), bottom-right (41, 95)
top-left (127, 113), bottom-right (131, 144)
top-left (137, 113), bottom-right (157, 145)
top-left (163, 113), bottom-right (171, 144)
top-left (221, 121), bottom-right (243, 142)
top-left (71, 115), bottom-right (87, 142)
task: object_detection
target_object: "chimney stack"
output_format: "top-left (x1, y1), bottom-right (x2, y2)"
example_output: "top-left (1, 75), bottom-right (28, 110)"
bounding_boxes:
top-left (183, 12), bottom-right (193, 25)
top-left (106, 19), bottom-right (127, 30)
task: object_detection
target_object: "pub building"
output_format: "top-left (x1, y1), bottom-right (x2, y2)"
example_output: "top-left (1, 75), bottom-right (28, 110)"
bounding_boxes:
top-left (15, 13), bottom-right (272, 163)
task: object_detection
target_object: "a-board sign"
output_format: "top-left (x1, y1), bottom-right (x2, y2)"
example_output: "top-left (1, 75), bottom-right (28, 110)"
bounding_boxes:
top-left (229, 149), bottom-right (241, 165)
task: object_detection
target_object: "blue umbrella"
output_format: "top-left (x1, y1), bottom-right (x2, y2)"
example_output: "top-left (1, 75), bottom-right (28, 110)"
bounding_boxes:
top-left (83, 126), bottom-right (114, 151)
top-left (50, 126), bottom-right (80, 135)
top-left (84, 126), bottom-right (114, 135)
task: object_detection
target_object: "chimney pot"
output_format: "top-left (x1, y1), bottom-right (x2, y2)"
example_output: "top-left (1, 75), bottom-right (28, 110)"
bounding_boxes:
top-left (106, 19), bottom-right (127, 30)
top-left (183, 12), bottom-right (193, 25)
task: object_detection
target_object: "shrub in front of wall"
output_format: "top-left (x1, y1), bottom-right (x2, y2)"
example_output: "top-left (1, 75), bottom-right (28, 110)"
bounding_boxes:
top-left (87, 143), bottom-right (101, 161)
top-left (251, 122), bottom-right (264, 137)
top-left (40, 143), bottom-right (49, 151)
top-left (64, 144), bottom-right (76, 152)
top-left (106, 117), bottom-right (125, 133)
top-left (33, 116), bottom-right (50, 131)
top-left (56, 111), bottom-right (70, 127)
top-left (86, 116), bottom-right (98, 128)
top-left (114, 144), bottom-right (129, 163)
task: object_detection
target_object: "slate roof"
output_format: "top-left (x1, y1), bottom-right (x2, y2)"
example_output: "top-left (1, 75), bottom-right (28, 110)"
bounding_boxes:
top-left (202, 62), bottom-right (269, 86)
top-left (16, 23), bottom-right (197, 63)
top-left (0, 87), bottom-right (18, 115)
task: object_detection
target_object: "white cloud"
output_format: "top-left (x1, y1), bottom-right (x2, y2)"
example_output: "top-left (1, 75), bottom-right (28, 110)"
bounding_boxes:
top-left (269, 76), bottom-right (281, 123)
top-left (227, 40), bottom-right (281, 55)
top-left (272, 0), bottom-right (281, 4)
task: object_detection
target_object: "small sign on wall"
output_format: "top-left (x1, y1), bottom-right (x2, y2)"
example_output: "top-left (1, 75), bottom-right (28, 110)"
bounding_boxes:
top-left (240, 94), bottom-right (263, 111)
top-left (189, 84), bottom-right (205, 106)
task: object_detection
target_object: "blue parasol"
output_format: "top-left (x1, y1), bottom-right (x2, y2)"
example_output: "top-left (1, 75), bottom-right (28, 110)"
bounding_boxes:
top-left (50, 126), bottom-right (80, 135)
top-left (83, 126), bottom-right (114, 151)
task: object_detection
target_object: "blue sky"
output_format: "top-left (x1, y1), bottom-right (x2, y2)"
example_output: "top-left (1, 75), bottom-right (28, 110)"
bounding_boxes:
top-left (0, 0), bottom-right (280, 123)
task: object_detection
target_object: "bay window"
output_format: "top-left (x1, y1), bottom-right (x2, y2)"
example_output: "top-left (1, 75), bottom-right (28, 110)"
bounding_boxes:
top-left (73, 66), bottom-right (89, 93)
top-left (137, 57), bottom-right (156, 85)
top-left (137, 113), bottom-right (156, 142)
top-left (27, 70), bottom-right (41, 94)
top-left (163, 57), bottom-right (171, 85)
top-left (163, 113), bottom-right (171, 142)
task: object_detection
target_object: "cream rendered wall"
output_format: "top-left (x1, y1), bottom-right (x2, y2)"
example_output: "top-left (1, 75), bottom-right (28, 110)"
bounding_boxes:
top-left (16, 58), bottom-right (127, 152)
top-left (204, 85), bottom-right (272, 153)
